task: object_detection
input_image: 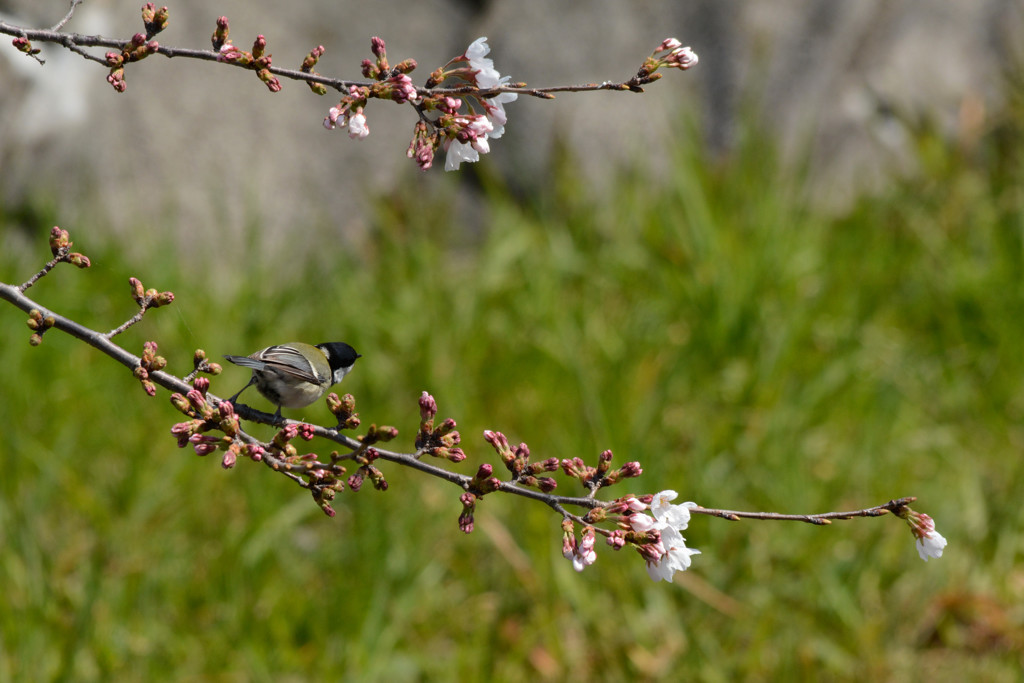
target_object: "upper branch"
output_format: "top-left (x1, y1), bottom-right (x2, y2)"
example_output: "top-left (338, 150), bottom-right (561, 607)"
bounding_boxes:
top-left (2, 8), bottom-right (699, 171)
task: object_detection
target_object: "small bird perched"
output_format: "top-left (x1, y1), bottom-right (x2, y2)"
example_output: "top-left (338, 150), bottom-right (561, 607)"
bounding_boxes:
top-left (224, 341), bottom-right (361, 418)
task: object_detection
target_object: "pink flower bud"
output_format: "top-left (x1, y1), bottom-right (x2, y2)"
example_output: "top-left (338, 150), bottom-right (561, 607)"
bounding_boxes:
top-left (128, 277), bottom-right (145, 301)
top-left (620, 461), bottom-right (643, 478)
top-left (395, 58), bottom-right (417, 74)
top-left (606, 530), bottom-right (626, 549)
top-left (537, 477), bottom-right (557, 493)
top-left (664, 46), bottom-right (698, 70)
top-left (252, 35), bottom-right (267, 59)
top-left (107, 68), bottom-right (127, 93)
top-left (186, 389), bottom-right (207, 412)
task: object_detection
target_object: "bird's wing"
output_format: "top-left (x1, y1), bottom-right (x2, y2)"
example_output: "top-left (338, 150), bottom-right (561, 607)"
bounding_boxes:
top-left (225, 346), bottom-right (320, 384)
top-left (223, 354), bottom-right (267, 370)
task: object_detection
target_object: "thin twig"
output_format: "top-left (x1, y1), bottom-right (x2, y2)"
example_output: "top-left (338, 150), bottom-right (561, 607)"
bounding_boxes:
top-left (105, 306), bottom-right (148, 338)
top-left (0, 22), bottom-right (656, 99)
top-left (19, 250), bottom-right (68, 292)
top-left (691, 497), bottom-right (917, 525)
top-left (49, 0), bottom-right (84, 32)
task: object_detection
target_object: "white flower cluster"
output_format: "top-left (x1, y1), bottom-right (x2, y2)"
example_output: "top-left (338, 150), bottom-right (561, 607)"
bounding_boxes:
top-left (444, 37), bottom-right (518, 171)
top-left (630, 490), bottom-right (701, 582)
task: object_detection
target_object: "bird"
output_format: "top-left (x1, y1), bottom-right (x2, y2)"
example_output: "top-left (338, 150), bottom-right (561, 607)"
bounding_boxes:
top-left (223, 341), bottom-right (360, 418)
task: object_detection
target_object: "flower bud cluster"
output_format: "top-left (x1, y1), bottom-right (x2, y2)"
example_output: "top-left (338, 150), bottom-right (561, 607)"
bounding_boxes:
top-left (25, 308), bottom-right (55, 346)
top-left (656, 38), bottom-right (699, 70)
top-left (348, 447), bottom-right (387, 493)
top-left (238, 423), bottom-right (353, 515)
top-left (326, 392), bottom-right (361, 429)
top-left (467, 463), bottom-right (501, 497)
top-left (211, 16), bottom-right (229, 51)
top-left (483, 430), bottom-right (558, 493)
top-left (210, 17), bottom-right (281, 92)
top-left (896, 506), bottom-right (948, 562)
top-left (46, 226), bottom-right (90, 267)
top-left (406, 121), bottom-right (435, 170)
top-left (128, 276), bottom-right (174, 309)
top-left (636, 38), bottom-right (699, 82)
top-left (311, 480), bottom-right (342, 517)
top-left (48, 226), bottom-right (71, 256)
top-left (169, 378), bottom-right (249, 469)
top-left (190, 349), bottom-right (222, 378)
top-left (458, 492), bottom-right (477, 533)
top-left (300, 45), bottom-right (328, 95)
top-left (561, 450), bottom-right (642, 491)
top-left (562, 520), bottom-right (598, 572)
top-left (324, 85), bottom-right (371, 139)
top-left (105, 25), bottom-right (161, 93)
top-left (170, 377), bottom-right (214, 420)
top-left (272, 423), bottom-right (300, 456)
top-left (133, 340), bottom-right (167, 396)
top-left (141, 3), bottom-right (170, 40)
top-left (362, 423), bottom-right (400, 445)
top-left (415, 392), bottom-right (466, 462)
top-left (12, 36), bottom-right (41, 57)
top-left (325, 40), bottom-right (422, 136)
top-left (359, 37), bottom-right (419, 85)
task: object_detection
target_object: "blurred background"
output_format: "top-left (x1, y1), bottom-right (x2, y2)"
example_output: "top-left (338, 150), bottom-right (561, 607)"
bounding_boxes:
top-left (1, 0), bottom-right (1023, 680)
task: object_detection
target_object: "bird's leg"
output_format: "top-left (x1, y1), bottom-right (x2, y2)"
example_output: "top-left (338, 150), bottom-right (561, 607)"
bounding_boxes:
top-left (227, 375), bottom-right (256, 404)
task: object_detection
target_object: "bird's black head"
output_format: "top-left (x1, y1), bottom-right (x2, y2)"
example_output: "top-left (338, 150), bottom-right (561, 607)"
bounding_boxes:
top-left (316, 341), bottom-right (361, 373)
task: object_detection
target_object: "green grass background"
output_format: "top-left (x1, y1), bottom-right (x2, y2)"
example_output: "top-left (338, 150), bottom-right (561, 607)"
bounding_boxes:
top-left (2, 98), bottom-right (1023, 681)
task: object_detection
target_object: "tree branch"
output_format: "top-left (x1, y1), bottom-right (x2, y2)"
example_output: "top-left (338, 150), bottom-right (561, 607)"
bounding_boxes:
top-left (1, 227), bottom-right (943, 580)
top-left (0, 19), bottom-right (672, 97)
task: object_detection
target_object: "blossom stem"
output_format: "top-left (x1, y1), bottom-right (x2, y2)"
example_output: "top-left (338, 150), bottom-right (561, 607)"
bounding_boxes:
top-left (690, 497), bottom-right (917, 525)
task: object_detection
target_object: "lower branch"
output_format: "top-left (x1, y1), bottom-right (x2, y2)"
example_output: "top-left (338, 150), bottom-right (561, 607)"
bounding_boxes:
top-left (1, 227), bottom-right (946, 583)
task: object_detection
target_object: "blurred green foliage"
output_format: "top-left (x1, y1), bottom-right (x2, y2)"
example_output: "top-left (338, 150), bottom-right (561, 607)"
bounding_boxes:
top-left (2, 101), bottom-right (1023, 681)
